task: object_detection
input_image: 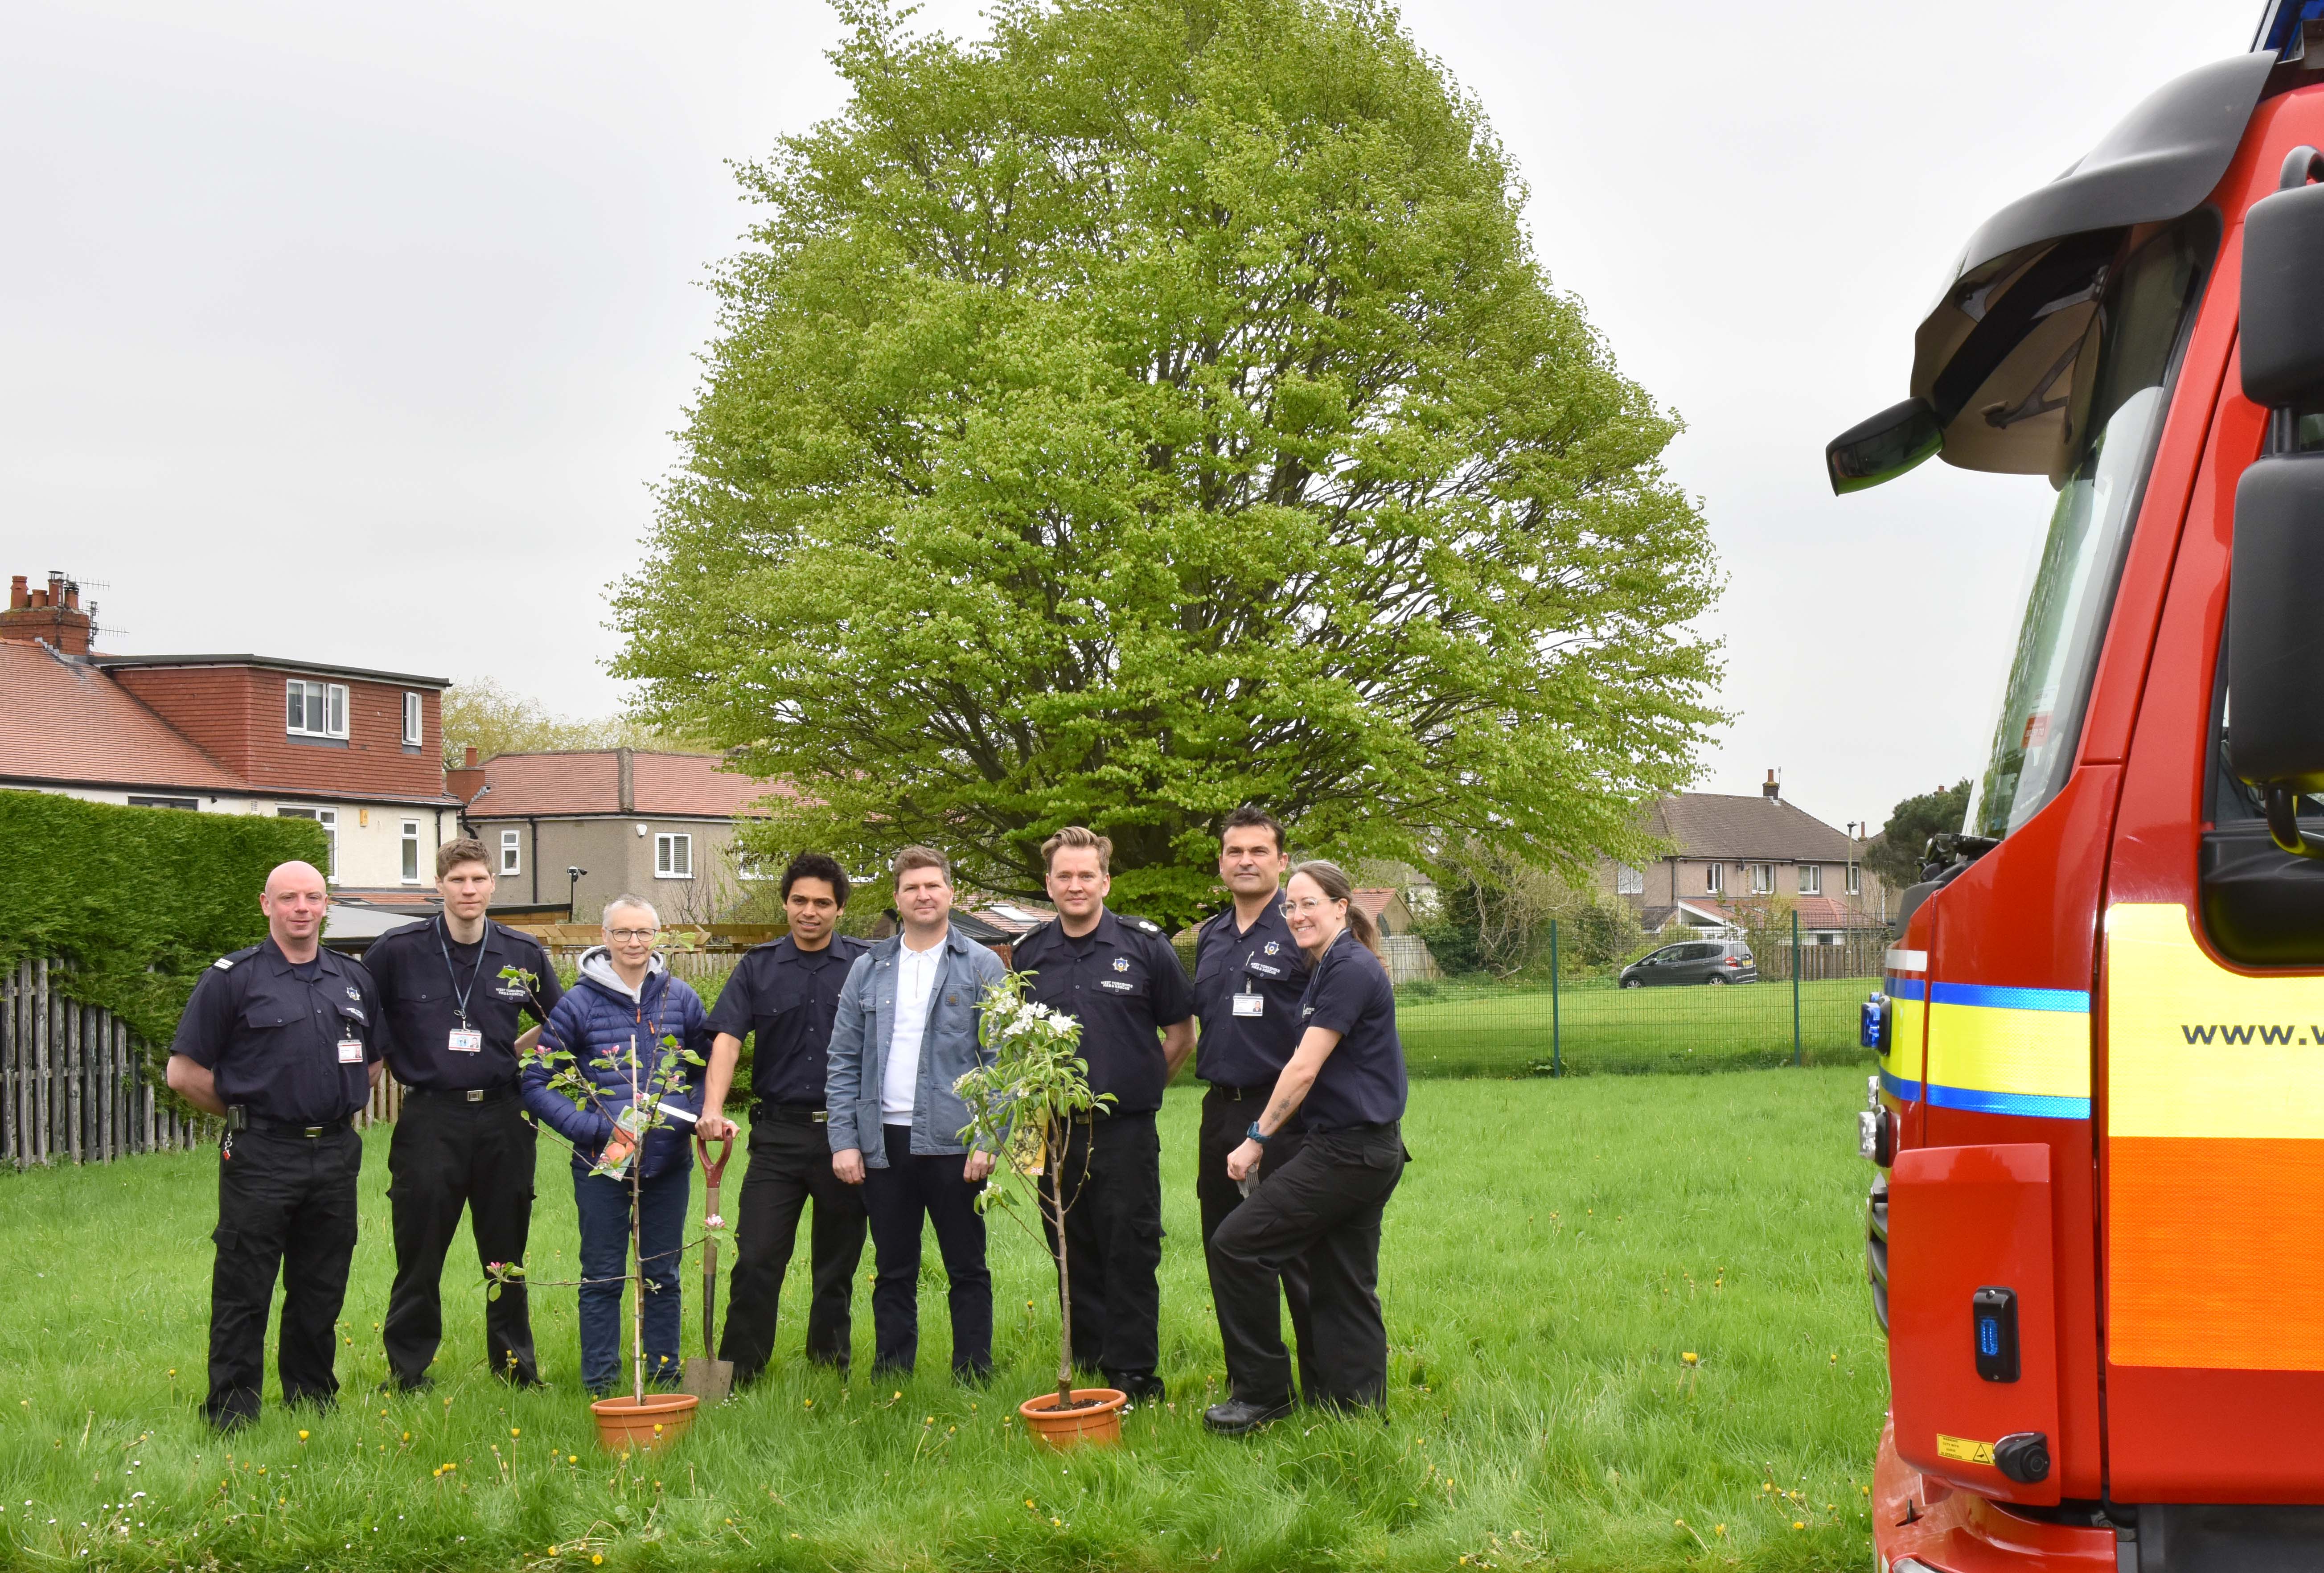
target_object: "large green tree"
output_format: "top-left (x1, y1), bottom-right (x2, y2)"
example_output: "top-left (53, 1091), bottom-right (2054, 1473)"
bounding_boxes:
top-left (616, 0), bottom-right (1723, 925)
top-left (1865, 779), bottom-right (1972, 893)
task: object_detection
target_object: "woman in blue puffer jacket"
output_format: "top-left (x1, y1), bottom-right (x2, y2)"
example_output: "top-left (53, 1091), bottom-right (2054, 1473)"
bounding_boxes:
top-left (520, 895), bottom-right (710, 1396)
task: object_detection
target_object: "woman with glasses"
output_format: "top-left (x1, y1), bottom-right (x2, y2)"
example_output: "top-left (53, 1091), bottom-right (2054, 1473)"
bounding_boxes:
top-left (1203, 858), bottom-right (1409, 1434)
top-left (521, 894), bottom-right (711, 1395)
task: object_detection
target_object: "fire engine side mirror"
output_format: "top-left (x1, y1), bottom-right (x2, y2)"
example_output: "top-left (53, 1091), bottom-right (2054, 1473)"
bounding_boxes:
top-left (2230, 146), bottom-right (2324, 857)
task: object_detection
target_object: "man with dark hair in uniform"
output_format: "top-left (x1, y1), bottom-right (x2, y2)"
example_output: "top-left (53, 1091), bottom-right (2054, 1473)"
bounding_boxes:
top-left (1009, 826), bottom-right (1195, 1406)
top-left (697, 851), bottom-right (873, 1384)
top-left (168, 860), bottom-right (385, 1429)
top-left (1191, 806), bottom-right (1318, 1399)
top-left (363, 837), bottom-right (563, 1391)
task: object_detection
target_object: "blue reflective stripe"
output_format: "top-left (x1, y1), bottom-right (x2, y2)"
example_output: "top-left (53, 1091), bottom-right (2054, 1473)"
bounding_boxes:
top-left (1878, 1067), bottom-right (1922, 1102)
top-left (1927, 981), bottom-right (2089, 1014)
top-left (1885, 976), bottom-right (1926, 1001)
top-left (1925, 1083), bottom-right (2090, 1120)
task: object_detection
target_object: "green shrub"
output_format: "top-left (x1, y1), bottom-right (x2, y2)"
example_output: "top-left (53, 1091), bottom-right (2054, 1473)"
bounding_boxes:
top-left (0, 790), bottom-right (329, 1051)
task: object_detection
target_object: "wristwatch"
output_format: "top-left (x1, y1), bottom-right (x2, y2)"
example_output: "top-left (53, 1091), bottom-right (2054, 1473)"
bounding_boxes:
top-left (1246, 1121), bottom-right (1269, 1146)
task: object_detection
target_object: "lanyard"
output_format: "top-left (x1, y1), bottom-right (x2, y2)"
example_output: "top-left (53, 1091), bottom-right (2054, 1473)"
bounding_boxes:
top-left (435, 916), bottom-right (489, 1027)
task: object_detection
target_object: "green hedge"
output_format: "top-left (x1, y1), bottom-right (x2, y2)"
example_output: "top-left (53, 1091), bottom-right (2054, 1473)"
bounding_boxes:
top-left (0, 790), bottom-right (330, 1051)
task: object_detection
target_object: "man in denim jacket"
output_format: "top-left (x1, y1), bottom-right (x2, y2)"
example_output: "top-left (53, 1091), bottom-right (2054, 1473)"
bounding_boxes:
top-left (827, 846), bottom-right (1006, 1378)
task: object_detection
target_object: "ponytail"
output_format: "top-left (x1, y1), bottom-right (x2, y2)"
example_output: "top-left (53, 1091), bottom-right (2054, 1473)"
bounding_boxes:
top-left (1289, 858), bottom-right (1382, 959)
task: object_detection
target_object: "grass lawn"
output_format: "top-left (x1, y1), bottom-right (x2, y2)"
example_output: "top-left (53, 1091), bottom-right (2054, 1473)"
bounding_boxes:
top-left (0, 1068), bottom-right (1886, 1572)
top-left (1394, 978), bottom-right (1879, 1079)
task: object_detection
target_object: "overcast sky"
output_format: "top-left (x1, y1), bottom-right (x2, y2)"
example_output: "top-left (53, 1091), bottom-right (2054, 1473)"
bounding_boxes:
top-left (3, 0), bottom-right (2258, 836)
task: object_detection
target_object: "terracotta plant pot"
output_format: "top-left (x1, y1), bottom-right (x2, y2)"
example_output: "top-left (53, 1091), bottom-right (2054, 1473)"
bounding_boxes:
top-left (1017, 1388), bottom-right (1126, 1450)
top-left (590, 1392), bottom-right (700, 1453)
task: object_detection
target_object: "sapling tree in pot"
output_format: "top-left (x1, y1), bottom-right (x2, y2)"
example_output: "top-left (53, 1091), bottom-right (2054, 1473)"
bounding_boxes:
top-left (954, 971), bottom-right (1113, 1415)
top-left (488, 964), bottom-right (712, 1419)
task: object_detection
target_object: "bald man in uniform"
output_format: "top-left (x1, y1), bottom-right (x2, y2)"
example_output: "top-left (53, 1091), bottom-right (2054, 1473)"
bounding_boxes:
top-left (168, 861), bottom-right (384, 1428)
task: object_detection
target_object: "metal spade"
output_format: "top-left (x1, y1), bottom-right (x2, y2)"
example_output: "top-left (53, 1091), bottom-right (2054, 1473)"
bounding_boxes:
top-left (681, 1131), bottom-right (734, 1402)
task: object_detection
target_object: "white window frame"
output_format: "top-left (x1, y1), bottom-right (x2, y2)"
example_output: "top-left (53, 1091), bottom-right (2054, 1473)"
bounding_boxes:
top-left (1798, 863), bottom-right (1822, 896)
top-left (400, 819), bottom-right (422, 884)
top-left (500, 828), bottom-right (522, 876)
top-left (285, 679), bottom-right (349, 739)
top-left (1847, 862), bottom-right (1862, 895)
top-left (402, 691), bottom-right (423, 747)
top-left (276, 806), bottom-right (338, 880)
top-left (1615, 862), bottom-right (1643, 895)
top-left (1748, 862), bottom-right (1773, 895)
top-left (655, 832), bottom-right (692, 879)
top-left (1704, 861), bottom-right (1723, 895)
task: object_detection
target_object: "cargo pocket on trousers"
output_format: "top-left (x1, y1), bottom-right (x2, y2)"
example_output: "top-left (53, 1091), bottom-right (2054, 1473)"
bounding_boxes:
top-left (211, 1226), bottom-right (240, 1253)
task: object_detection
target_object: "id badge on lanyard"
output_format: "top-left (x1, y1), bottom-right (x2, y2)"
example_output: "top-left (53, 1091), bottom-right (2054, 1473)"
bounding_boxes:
top-left (1232, 991), bottom-right (1264, 1018)
top-left (448, 1027), bottom-right (483, 1053)
top-left (337, 1036), bottom-right (366, 1064)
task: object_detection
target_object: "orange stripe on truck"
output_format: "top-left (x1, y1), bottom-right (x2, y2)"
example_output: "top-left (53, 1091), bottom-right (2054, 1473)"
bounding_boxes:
top-left (2108, 1135), bottom-right (2324, 1371)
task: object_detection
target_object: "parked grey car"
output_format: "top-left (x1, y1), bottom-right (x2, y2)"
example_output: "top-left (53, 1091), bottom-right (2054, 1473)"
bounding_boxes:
top-left (1618, 939), bottom-right (1757, 986)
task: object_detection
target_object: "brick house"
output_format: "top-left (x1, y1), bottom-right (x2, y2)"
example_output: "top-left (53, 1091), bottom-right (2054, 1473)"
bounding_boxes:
top-left (448, 747), bottom-right (772, 924)
top-left (1601, 773), bottom-right (1893, 945)
top-left (1, 571), bottom-right (462, 888)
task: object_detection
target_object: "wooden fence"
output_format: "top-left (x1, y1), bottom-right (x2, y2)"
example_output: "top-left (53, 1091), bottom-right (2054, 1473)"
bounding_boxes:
top-left (4, 959), bottom-right (402, 1168)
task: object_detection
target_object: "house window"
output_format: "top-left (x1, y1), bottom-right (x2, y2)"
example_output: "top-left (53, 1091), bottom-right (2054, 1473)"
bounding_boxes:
top-left (277, 806), bottom-right (338, 879)
top-left (1615, 863), bottom-right (1643, 895)
top-left (1748, 862), bottom-right (1773, 895)
top-left (285, 679), bottom-right (349, 739)
top-left (400, 820), bottom-right (422, 884)
top-left (1704, 862), bottom-right (1723, 895)
top-left (1847, 862), bottom-right (1862, 895)
top-left (402, 692), bottom-right (423, 747)
top-left (1798, 863), bottom-right (1822, 895)
top-left (500, 829), bottom-right (521, 876)
top-left (655, 832), bottom-right (692, 879)
top-left (127, 795), bottom-right (197, 811)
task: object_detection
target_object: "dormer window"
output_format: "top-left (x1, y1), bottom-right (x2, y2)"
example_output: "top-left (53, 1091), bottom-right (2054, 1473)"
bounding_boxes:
top-left (286, 679), bottom-right (348, 739)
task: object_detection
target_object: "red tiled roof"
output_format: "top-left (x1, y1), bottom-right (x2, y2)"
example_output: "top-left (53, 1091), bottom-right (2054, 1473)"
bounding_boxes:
top-left (1351, 888), bottom-right (1397, 920)
top-left (0, 643), bottom-right (250, 794)
top-left (462, 750), bottom-right (779, 820)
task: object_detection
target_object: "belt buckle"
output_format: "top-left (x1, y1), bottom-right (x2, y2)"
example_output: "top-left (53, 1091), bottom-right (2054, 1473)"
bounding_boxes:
top-left (812, 1110), bottom-right (829, 1124)
top-left (303, 1125), bottom-right (324, 1139)
top-left (464, 1089), bottom-right (485, 1104)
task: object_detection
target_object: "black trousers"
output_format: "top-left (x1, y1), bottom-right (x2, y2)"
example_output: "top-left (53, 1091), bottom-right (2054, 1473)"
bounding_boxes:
top-left (382, 1092), bottom-right (538, 1387)
top-left (1209, 1122), bottom-right (1404, 1411)
top-left (1039, 1111), bottom-right (1162, 1385)
top-left (1197, 1086), bottom-right (1318, 1399)
top-left (718, 1109), bottom-right (868, 1382)
top-left (208, 1124), bottom-right (362, 1427)
top-left (862, 1125), bottom-right (992, 1375)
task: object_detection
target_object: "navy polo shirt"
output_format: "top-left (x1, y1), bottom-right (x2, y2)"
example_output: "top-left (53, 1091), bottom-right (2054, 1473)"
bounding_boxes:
top-left (1191, 899), bottom-right (1311, 1088)
top-left (170, 939), bottom-right (383, 1124)
top-left (1296, 928), bottom-right (1408, 1132)
top-left (365, 917), bottom-right (563, 1092)
top-left (705, 933), bottom-right (871, 1107)
top-left (1013, 909), bottom-right (1195, 1116)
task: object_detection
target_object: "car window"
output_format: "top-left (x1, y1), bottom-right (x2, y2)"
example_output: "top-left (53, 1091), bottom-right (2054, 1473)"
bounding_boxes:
top-left (1679, 943), bottom-right (1716, 961)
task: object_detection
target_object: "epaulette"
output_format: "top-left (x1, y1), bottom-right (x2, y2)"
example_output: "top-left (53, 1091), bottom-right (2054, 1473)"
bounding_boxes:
top-left (212, 944), bottom-right (263, 971)
top-left (1121, 915), bottom-right (1166, 937)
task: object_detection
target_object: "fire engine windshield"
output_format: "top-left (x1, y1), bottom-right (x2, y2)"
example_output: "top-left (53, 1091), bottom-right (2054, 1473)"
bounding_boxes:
top-left (1967, 218), bottom-right (2214, 841)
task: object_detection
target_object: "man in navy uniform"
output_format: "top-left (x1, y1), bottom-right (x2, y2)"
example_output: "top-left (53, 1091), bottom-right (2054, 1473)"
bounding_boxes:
top-left (1009, 826), bottom-right (1195, 1405)
top-left (697, 851), bottom-right (873, 1384)
top-left (167, 860), bottom-right (384, 1429)
top-left (1190, 806), bottom-right (1317, 1398)
top-left (363, 837), bottom-right (563, 1391)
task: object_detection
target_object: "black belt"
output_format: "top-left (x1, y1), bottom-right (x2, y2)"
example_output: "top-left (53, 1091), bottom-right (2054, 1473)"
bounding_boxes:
top-left (1312, 1119), bottom-right (1400, 1136)
top-left (755, 1102), bottom-right (830, 1123)
top-left (246, 1114), bottom-right (354, 1138)
top-left (406, 1084), bottom-right (519, 1105)
top-left (1205, 1084), bottom-right (1272, 1101)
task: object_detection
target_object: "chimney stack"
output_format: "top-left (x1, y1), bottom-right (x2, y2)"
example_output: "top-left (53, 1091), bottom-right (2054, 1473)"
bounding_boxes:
top-left (0, 569), bottom-right (94, 655)
top-left (464, 746), bottom-right (479, 768)
top-left (445, 745), bottom-right (487, 805)
top-left (1763, 769), bottom-right (1781, 801)
top-left (616, 747), bottom-right (636, 814)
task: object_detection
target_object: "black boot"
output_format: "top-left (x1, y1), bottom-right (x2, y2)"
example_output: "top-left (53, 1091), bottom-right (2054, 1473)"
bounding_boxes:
top-left (1203, 1396), bottom-right (1293, 1435)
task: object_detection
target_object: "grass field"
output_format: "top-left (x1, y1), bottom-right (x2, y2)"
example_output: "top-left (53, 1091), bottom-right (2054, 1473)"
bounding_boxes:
top-left (0, 1069), bottom-right (1887, 1572)
top-left (1393, 977), bottom-right (1877, 1078)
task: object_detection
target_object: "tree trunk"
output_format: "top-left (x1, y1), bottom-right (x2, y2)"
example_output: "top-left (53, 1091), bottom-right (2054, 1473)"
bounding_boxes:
top-left (1050, 1116), bottom-right (1072, 1411)
top-left (630, 1034), bottom-right (645, 1408)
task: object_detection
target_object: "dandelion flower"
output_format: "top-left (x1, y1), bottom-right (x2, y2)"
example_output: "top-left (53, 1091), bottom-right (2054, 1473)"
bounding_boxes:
top-left (1681, 1352), bottom-right (1698, 1365)
top-left (297, 1431), bottom-right (308, 1441)
top-left (1793, 1521), bottom-right (1805, 1531)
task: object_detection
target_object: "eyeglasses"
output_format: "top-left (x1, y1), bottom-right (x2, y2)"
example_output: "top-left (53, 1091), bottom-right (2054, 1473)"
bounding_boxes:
top-left (605, 928), bottom-right (658, 943)
top-left (1280, 897), bottom-right (1341, 917)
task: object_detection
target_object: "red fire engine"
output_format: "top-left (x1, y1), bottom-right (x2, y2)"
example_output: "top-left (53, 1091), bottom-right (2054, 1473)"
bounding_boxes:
top-left (1830, 6), bottom-right (2324, 1566)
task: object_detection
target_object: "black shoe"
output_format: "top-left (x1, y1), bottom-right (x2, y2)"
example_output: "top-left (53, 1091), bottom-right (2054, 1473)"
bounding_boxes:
top-left (1112, 1374), bottom-right (1165, 1409)
top-left (378, 1376), bottom-right (431, 1396)
top-left (1203, 1396), bottom-right (1293, 1435)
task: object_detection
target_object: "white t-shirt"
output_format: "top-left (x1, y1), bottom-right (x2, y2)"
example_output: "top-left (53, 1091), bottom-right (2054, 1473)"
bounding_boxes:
top-left (881, 935), bottom-right (944, 1123)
